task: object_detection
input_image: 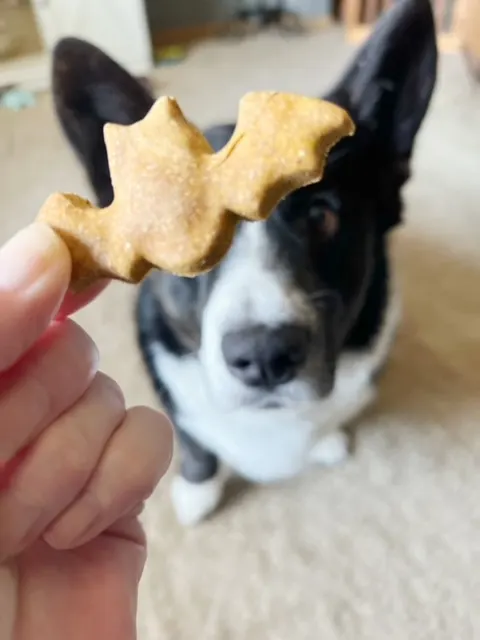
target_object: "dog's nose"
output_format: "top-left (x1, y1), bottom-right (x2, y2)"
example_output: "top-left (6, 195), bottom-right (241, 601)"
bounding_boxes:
top-left (221, 324), bottom-right (310, 388)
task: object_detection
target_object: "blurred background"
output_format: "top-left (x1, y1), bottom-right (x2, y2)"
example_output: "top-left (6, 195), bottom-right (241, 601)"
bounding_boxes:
top-left (0, 0), bottom-right (477, 91)
top-left (1, 2), bottom-right (480, 640)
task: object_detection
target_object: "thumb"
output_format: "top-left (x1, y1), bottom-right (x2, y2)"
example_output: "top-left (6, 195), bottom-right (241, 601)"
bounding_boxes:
top-left (0, 223), bottom-right (71, 373)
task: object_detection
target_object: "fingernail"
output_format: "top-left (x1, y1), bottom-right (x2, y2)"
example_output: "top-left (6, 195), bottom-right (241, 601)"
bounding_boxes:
top-left (0, 223), bottom-right (71, 294)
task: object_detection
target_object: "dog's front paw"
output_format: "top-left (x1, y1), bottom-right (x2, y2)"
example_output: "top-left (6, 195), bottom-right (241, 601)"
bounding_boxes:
top-left (309, 431), bottom-right (350, 468)
top-left (171, 472), bottom-right (226, 526)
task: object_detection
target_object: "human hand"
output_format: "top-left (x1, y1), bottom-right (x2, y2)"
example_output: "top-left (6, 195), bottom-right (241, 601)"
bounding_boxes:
top-left (0, 224), bottom-right (173, 640)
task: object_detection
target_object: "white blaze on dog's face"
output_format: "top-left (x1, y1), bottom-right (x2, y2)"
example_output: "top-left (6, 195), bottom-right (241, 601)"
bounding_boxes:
top-left (200, 221), bottom-right (319, 410)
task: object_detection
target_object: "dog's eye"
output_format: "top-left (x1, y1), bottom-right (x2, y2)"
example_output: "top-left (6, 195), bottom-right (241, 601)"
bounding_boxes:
top-left (309, 206), bottom-right (338, 239)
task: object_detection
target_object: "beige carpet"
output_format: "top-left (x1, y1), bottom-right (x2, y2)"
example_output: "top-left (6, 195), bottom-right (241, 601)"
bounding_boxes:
top-left (2, 28), bottom-right (480, 640)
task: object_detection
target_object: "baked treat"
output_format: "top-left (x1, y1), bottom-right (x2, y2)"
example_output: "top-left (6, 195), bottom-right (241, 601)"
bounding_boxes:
top-left (37, 91), bottom-right (354, 291)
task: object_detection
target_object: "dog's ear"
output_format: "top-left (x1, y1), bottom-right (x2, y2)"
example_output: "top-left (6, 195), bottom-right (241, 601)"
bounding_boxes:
top-left (53, 38), bottom-right (154, 207)
top-left (326, 0), bottom-right (437, 165)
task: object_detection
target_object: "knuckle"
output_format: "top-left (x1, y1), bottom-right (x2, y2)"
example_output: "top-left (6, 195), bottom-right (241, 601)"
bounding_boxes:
top-left (121, 459), bottom-right (159, 503)
top-left (93, 373), bottom-right (126, 418)
top-left (127, 410), bottom-right (173, 496)
top-left (58, 320), bottom-right (99, 378)
top-left (46, 486), bottom-right (104, 549)
top-left (60, 436), bottom-right (95, 483)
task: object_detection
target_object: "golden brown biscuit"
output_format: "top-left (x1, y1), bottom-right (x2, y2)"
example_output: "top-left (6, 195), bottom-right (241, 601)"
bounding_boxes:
top-left (37, 91), bottom-right (354, 291)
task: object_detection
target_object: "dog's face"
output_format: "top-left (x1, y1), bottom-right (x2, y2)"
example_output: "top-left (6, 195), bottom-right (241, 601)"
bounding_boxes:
top-left (52, 0), bottom-right (437, 410)
top-left (153, 130), bottom-right (382, 410)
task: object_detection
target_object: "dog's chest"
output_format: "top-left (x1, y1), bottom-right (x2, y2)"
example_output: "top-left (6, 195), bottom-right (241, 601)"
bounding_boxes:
top-left (148, 282), bottom-right (399, 482)
top-left (184, 399), bottom-right (318, 483)
top-left (150, 344), bottom-right (372, 483)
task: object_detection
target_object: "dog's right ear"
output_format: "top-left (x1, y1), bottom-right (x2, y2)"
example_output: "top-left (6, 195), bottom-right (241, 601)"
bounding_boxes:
top-left (326, 0), bottom-right (437, 165)
top-left (53, 38), bottom-right (154, 207)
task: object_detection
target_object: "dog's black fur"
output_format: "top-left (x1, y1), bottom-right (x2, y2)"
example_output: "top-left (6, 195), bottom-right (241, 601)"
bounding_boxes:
top-left (52, 0), bottom-right (437, 522)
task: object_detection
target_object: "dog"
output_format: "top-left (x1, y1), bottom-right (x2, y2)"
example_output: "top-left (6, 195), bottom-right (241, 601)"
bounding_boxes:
top-left (52, 0), bottom-right (437, 525)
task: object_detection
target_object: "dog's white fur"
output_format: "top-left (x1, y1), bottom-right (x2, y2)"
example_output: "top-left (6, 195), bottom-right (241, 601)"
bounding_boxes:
top-left (149, 224), bottom-right (401, 524)
top-left (200, 223), bottom-right (319, 411)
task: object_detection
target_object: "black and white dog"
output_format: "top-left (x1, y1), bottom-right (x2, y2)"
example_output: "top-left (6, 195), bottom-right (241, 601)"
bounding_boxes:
top-left (52, 0), bottom-right (437, 525)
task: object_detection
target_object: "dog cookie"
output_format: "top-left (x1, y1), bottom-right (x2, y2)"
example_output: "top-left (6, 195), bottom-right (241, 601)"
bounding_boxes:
top-left (37, 91), bottom-right (354, 291)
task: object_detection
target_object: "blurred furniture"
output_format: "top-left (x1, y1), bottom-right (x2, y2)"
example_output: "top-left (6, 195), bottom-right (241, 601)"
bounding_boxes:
top-left (0, 0), bottom-right (152, 92)
top-left (228, 0), bottom-right (306, 35)
top-left (341, 0), bottom-right (464, 52)
top-left (151, 0), bottom-right (334, 47)
top-left (0, 0), bottom-right (44, 63)
top-left (30, 0), bottom-right (152, 75)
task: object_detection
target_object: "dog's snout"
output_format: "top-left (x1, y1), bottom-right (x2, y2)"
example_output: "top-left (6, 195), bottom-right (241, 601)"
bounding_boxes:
top-left (221, 324), bottom-right (310, 388)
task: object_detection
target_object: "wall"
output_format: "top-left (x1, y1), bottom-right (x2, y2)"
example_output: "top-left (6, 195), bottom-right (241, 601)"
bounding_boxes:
top-left (146, 0), bottom-right (332, 32)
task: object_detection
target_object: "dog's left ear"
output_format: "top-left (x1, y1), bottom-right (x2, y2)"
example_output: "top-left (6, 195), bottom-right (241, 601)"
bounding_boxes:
top-left (52, 38), bottom-right (154, 208)
top-left (326, 0), bottom-right (437, 166)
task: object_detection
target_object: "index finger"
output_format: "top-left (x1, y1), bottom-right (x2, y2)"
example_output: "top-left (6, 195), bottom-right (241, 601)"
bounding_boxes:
top-left (0, 224), bottom-right (111, 372)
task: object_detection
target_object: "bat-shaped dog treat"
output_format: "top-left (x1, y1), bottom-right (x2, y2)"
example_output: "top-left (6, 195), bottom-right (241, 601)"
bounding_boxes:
top-left (37, 91), bottom-right (354, 291)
